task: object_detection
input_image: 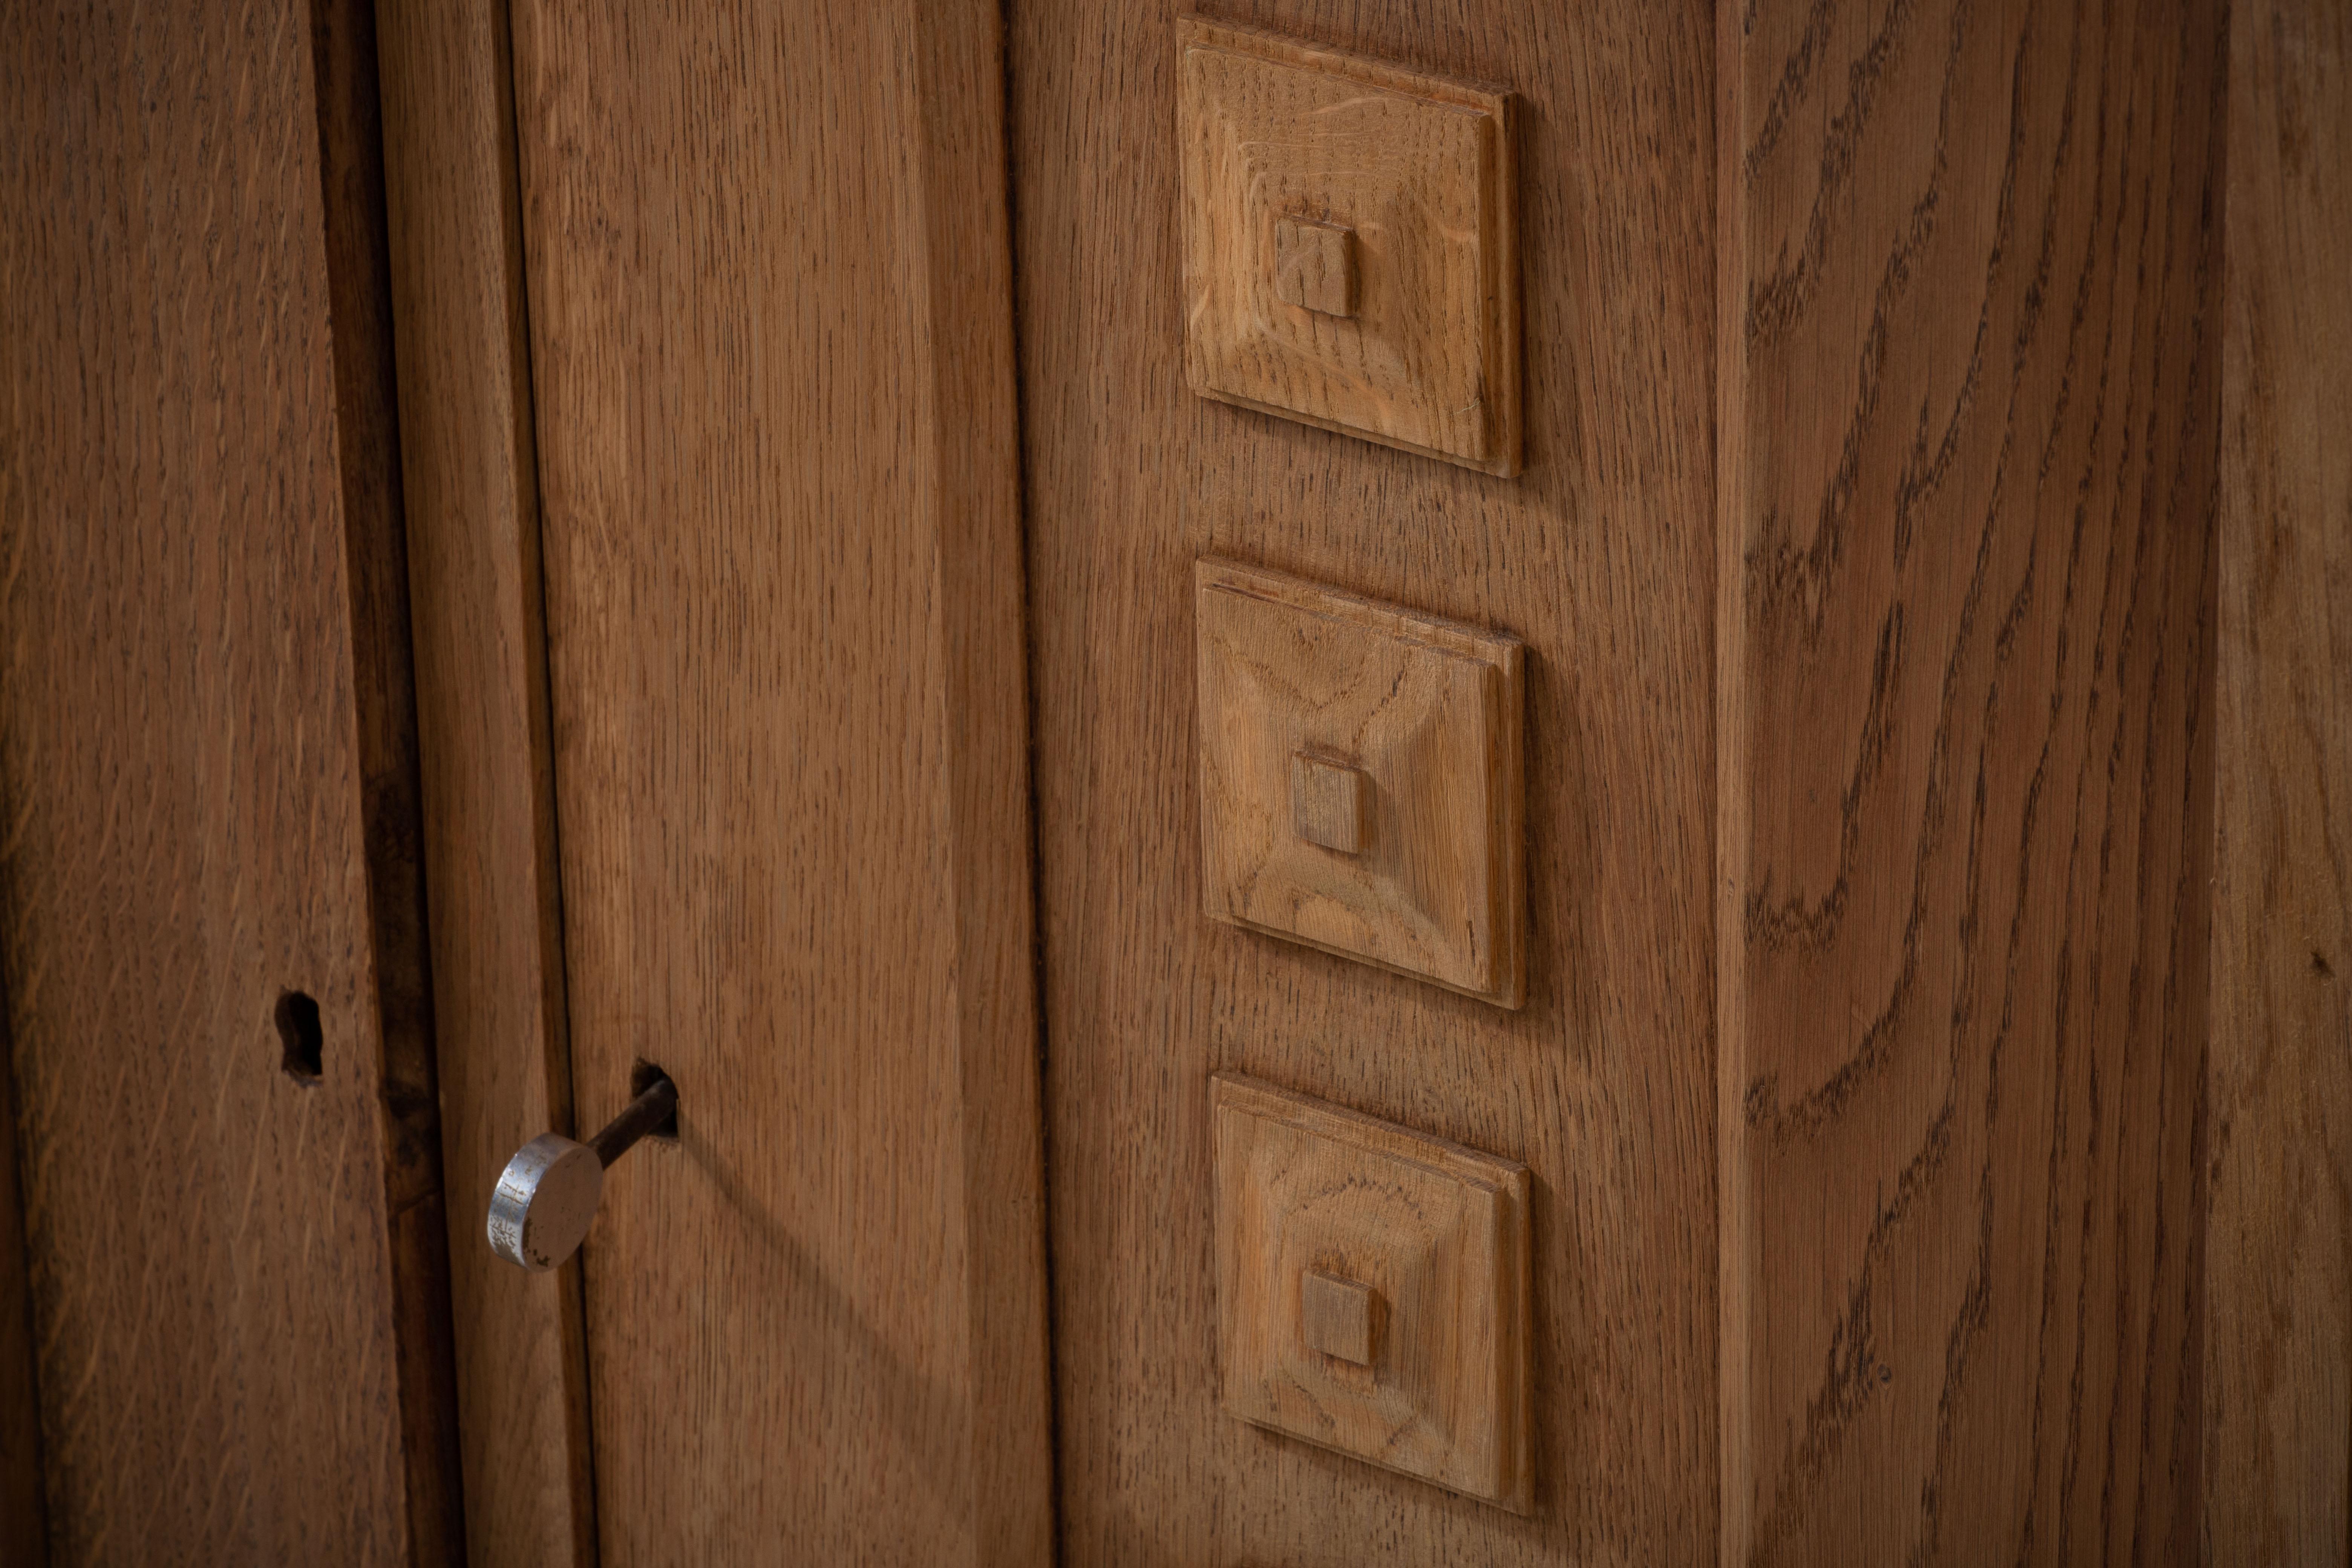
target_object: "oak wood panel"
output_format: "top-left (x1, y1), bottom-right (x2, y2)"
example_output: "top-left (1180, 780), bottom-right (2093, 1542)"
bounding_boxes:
top-left (509, 0), bottom-right (1054, 1560)
top-left (1012, 0), bottom-right (1719, 1559)
top-left (1718, 0), bottom-right (2222, 1560)
top-left (2206, 0), bottom-right (2352, 1555)
top-left (374, 0), bottom-right (597, 1561)
top-left (0, 0), bottom-right (463, 1559)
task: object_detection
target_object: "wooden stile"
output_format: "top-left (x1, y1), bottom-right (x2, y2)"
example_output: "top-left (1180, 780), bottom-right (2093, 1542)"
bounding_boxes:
top-left (1013, 0), bottom-right (1721, 1558)
top-left (1718, 0), bottom-right (2223, 1558)
top-left (2205, 0), bottom-right (2352, 1557)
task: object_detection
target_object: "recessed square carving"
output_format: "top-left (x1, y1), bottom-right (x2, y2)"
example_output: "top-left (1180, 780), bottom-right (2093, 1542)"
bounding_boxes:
top-left (1196, 557), bottom-right (1526, 1007)
top-left (1214, 1072), bottom-right (1532, 1511)
top-left (1178, 17), bottom-right (1521, 475)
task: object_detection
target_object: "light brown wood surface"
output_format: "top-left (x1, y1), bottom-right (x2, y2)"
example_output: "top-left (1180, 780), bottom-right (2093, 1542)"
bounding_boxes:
top-left (1179, 17), bottom-right (1521, 475)
top-left (1718, 0), bottom-right (2222, 1560)
top-left (508, 0), bottom-right (1054, 1559)
top-left (2207, 0), bottom-right (2352, 1556)
top-left (1215, 1072), bottom-right (1532, 1510)
top-left (0, 0), bottom-right (462, 1559)
top-left (1196, 558), bottom-right (1526, 1006)
top-left (374, 0), bottom-right (598, 1562)
top-left (1014, 0), bottom-right (1719, 1558)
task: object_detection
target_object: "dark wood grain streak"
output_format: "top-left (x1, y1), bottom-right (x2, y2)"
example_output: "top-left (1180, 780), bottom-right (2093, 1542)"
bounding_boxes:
top-left (0, 986), bottom-right (46, 1565)
top-left (1720, 0), bottom-right (2222, 1560)
top-left (2205, 0), bottom-right (2352, 1556)
top-left (0, 0), bottom-right (462, 1558)
top-left (1013, 0), bottom-right (1719, 1559)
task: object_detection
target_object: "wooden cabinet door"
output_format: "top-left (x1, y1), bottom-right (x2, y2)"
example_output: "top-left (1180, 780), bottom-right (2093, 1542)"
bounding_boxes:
top-left (2, 0), bottom-right (2338, 1561)
top-left (1, 1), bottom-right (463, 1560)
top-left (382, 2), bottom-right (1052, 1564)
top-left (509, 0), bottom-right (1054, 1558)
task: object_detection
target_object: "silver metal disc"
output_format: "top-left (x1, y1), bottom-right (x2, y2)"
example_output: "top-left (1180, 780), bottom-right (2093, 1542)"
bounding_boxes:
top-left (487, 1133), bottom-right (603, 1271)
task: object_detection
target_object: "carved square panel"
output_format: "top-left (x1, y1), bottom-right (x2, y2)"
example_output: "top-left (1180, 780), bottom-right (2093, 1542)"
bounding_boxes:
top-left (1214, 1072), bottom-right (1532, 1511)
top-left (1195, 557), bottom-right (1525, 1007)
top-left (1178, 17), bottom-right (1521, 474)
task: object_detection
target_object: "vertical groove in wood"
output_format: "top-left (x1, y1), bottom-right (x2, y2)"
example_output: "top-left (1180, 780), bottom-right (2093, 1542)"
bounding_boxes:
top-left (1719, 0), bottom-right (2223, 1560)
top-left (2206, 0), bottom-right (2352, 1556)
top-left (1714, 0), bottom-right (1755, 1557)
top-left (373, 0), bottom-right (600, 1561)
top-left (310, 0), bottom-right (469, 1556)
top-left (0, 0), bottom-right (461, 1558)
top-left (907, 2), bottom-right (1061, 1560)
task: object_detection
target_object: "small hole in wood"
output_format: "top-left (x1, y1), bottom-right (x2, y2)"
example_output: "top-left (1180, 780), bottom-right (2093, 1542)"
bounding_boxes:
top-left (631, 1059), bottom-right (679, 1141)
top-left (276, 991), bottom-right (324, 1085)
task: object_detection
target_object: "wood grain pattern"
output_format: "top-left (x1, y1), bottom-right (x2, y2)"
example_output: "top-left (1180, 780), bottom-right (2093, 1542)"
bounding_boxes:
top-left (508, 0), bottom-right (1054, 1559)
top-left (2206, 0), bottom-right (2352, 1555)
top-left (1179, 16), bottom-right (1521, 475)
top-left (0, 0), bottom-right (462, 1558)
top-left (1718, 0), bottom-right (2222, 1560)
top-left (1215, 1072), bottom-right (1532, 1510)
top-left (374, 0), bottom-right (598, 1560)
top-left (1014, 0), bottom-right (1719, 1557)
top-left (1197, 557), bottom-right (1526, 1006)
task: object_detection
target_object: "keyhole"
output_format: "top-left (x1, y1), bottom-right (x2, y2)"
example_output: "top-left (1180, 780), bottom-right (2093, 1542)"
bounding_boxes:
top-left (276, 991), bottom-right (324, 1085)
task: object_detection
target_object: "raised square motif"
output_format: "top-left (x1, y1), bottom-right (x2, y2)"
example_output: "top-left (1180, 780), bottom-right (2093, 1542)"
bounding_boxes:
top-left (1214, 1073), bottom-right (1532, 1510)
top-left (1196, 557), bottom-right (1525, 1007)
top-left (1178, 17), bottom-right (1521, 474)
